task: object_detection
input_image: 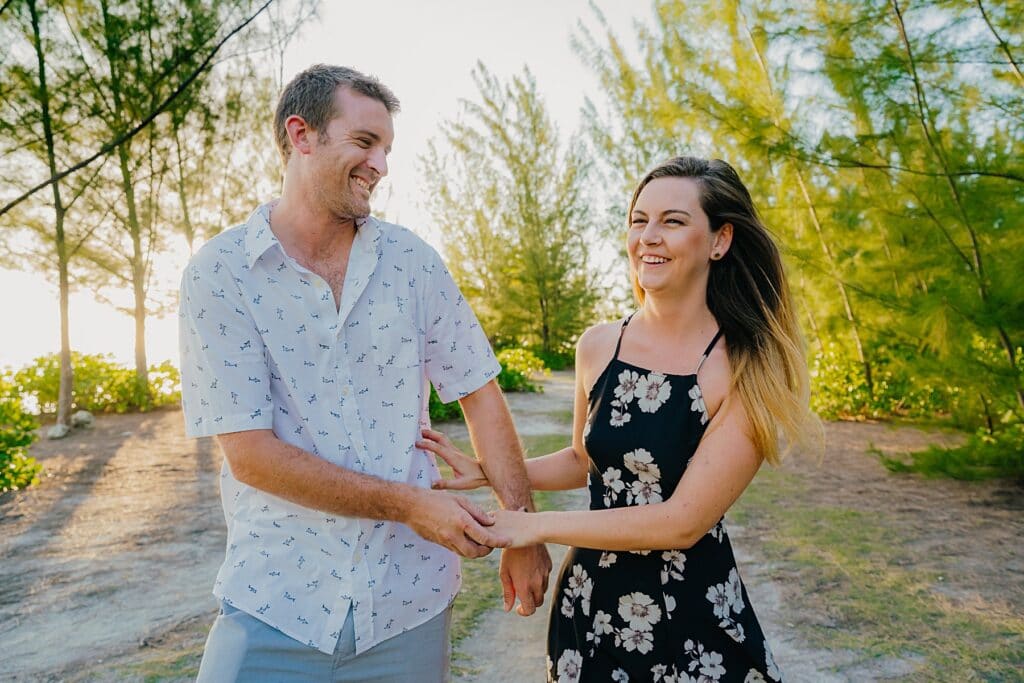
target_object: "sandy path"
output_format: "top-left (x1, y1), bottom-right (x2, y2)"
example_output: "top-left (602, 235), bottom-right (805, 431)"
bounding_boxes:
top-left (2, 372), bottom-right (1020, 681)
top-left (0, 410), bottom-right (225, 681)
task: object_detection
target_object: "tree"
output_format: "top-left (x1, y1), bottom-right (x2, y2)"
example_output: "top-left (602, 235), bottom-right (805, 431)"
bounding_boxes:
top-left (421, 64), bottom-right (600, 355)
top-left (575, 0), bottom-right (1023, 427)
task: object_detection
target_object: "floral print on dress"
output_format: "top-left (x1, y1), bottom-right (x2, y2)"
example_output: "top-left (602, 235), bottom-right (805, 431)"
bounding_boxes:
top-left (689, 383), bottom-right (710, 425)
top-left (550, 317), bottom-right (779, 682)
top-left (610, 369), bottom-right (672, 426)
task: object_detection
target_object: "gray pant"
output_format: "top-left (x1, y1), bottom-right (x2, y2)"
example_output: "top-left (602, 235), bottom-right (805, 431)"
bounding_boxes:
top-left (197, 602), bottom-right (452, 682)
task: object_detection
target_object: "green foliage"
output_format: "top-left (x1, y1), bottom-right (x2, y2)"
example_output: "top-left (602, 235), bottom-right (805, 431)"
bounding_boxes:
top-left (810, 344), bottom-right (949, 421)
top-left (880, 424), bottom-right (1024, 481)
top-left (421, 64), bottom-right (601, 356)
top-left (576, 0), bottom-right (1024, 451)
top-left (428, 384), bottom-right (463, 422)
top-left (495, 348), bottom-right (548, 394)
top-left (13, 353), bottom-right (180, 415)
top-left (0, 376), bottom-right (41, 493)
top-left (428, 350), bottom-right (552, 420)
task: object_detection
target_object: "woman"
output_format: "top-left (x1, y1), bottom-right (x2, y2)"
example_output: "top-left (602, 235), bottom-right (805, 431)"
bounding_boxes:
top-left (419, 157), bottom-right (820, 682)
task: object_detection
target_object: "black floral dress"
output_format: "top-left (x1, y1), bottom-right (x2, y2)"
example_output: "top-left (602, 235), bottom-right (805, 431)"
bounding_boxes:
top-left (547, 316), bottom-right (782, 683)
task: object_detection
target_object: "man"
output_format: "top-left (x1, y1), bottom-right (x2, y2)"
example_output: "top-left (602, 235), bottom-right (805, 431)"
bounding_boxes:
top-left (179, 64), bottom-right (551, 681)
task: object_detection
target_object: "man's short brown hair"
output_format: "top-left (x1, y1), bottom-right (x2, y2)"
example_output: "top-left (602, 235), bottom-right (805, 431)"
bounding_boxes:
top-left (273, 64), bottom-right (400, 163)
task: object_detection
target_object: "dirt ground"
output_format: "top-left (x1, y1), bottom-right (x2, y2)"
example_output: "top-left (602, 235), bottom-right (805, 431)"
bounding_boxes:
top-left (2, 373), bottom-right (1021, 681)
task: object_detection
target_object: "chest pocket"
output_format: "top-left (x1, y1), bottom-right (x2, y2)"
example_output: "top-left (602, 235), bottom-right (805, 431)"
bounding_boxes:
top-left (371, 305), bottom-right (420, 372)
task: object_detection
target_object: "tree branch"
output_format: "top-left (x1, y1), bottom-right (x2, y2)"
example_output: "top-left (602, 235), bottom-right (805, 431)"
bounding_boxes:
top-left (0, 0), bottom-right (275, 217)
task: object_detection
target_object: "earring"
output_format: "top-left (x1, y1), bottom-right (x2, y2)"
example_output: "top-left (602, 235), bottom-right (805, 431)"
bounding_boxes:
top-left (712, 252), bottom-right (721, 260)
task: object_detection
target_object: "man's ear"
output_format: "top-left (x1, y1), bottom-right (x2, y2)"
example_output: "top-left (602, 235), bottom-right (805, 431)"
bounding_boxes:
top-left (285, 115), bottom-right (314, 157)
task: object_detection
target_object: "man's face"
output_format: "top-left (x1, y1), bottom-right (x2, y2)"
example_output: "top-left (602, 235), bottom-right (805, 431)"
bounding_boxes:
top-left (308, 87), bottom-right (394, 221)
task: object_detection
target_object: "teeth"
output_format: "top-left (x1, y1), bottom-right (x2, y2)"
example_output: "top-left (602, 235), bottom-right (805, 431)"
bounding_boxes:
top-left (641, 255), bottom-right (668, 264)
top-left (353, 177), bottom-right (369, 191)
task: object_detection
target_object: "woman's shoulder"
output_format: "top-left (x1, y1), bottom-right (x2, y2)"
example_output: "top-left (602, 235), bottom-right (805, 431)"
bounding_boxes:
top-left (576, 320), bottom-right (624, 359)
top-left (699, 335), bottom-right (733, 419)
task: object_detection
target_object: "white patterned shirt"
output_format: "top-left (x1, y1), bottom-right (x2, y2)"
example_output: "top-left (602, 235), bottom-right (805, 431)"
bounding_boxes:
top-left (178, 202), bottom-right (500, 654)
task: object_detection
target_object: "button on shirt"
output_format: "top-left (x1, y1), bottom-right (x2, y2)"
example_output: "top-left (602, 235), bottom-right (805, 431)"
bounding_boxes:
top-left (178, 202), bottom-right (500, 654)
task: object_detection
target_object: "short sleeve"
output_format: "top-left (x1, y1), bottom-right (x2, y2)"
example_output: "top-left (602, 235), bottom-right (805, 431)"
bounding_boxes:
top-left (178, 255), bottom-right (273, 437)
top-left (421, 248), bottom-right (501, 403)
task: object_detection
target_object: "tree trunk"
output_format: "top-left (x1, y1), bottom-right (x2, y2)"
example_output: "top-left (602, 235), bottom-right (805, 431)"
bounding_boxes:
top-left (29, 0), bottom-right (74, 427)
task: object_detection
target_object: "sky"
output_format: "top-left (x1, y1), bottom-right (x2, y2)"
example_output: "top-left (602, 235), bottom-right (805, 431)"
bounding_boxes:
top-left (0, 0), bottom-right (651, 370)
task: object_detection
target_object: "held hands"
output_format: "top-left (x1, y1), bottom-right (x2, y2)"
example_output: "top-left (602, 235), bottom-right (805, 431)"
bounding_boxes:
top-left (405, 489), bottom-right (510, 559)
top-left (417, 429), bottom-right (490, 490)
top-left (497, 511), bottom-right (552, 616)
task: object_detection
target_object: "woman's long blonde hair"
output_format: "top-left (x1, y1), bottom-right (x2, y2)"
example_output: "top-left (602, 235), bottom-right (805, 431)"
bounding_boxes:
top-left (629, 157), bottom-right (820, 465)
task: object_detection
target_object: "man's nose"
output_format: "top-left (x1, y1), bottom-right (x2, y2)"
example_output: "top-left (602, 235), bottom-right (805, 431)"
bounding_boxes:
top-left (368, 148), bottom-right (388, 178)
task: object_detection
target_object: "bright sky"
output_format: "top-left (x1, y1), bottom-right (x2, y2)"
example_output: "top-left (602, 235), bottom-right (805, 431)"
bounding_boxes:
top-left (0, 0), bottom-right (649, 371)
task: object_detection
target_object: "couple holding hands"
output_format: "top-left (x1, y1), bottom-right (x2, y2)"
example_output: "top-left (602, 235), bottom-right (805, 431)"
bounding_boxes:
top-left (179, 64), bottom-right (816, 682)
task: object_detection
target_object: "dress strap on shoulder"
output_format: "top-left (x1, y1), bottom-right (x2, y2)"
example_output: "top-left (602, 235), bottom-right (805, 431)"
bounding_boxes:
top-left (611, 313), bottom-right (636, 361)
top-left (694, 328), bottom-right (723, 374)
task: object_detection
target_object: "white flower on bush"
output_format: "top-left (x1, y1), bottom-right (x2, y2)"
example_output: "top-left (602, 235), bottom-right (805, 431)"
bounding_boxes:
top-left (556, 649), bottom-right (583, 683)
top-left (623, 448), bottom-right (660, 482)
top-left (628, 478), bottom-right (663, 505)
top-left (635, 373), bottom-right (671, 413)
top-left (598, 551), bottom-right (618, 568)
top-left (602, 467), bottom-right (625, 506)
top-left (609, 408), bottom-right (631, 427)
top-left (688, 384), bottom-right (709, 424)
top-left (617, 591), bottom-right (662, 631)
top-left (618, 626), bottom-right (654, 654)
top-left (661, 550), bottom-right (686, 584)
top-left (614, 369), bottom-right (641, 403)
top-left (699, 650), bottom-right (726, 680)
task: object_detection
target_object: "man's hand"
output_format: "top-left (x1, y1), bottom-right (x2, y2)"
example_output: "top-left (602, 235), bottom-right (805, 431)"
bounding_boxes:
top-left (499, 544), bottom-right (552, 616)
top-left (405, 489), bottom-right (511, 559)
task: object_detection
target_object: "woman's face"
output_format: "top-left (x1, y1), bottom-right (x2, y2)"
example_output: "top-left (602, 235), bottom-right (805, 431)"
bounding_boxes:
top-left (628, 176), bottom-right (725, 298)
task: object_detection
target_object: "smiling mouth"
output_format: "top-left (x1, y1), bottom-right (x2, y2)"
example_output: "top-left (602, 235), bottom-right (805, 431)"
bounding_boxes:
top-left (352, 176), bottom-right (371, 194)
top-left (640, 255), bottom-right (670, 264)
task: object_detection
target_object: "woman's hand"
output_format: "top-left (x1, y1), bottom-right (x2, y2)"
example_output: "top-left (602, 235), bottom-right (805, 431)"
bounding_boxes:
top-left (490, 508), bottom-right (543, 548)
top-left (418, 428), bottom-right (490, 490)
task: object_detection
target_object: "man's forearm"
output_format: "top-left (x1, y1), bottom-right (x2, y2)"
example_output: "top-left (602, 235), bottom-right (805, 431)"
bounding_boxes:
top-left (460, 381), bottom-right (535, 511)
top-left (219, 429), bottom-right (423, 522)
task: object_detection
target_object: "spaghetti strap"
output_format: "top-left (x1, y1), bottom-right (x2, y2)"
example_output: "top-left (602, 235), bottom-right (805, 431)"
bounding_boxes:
top-left (587, 313), bottom-right (636, 409)
top-left (694, 328), bottom-right (723, 374)
top-left (610, 312), bottom-right (635, 362)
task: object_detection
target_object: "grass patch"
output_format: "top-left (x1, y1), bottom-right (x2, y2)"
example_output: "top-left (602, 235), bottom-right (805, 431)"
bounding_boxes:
top-left (445, 431), bottom-right (571, 675)
top-left (875, 429), bottom-right (1024, 481)
top-left (732, 469), bottom-right (1024, 681)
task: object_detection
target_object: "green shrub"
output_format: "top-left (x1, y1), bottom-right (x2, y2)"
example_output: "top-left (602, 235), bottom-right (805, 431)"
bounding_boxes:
top-left (428, 384), bottom-right (463, 422)
top-left (496, 348), bottom-right (549, 393)
top-left (530, 347), bottom-right (574, 371)
top-left (427, 349), bottom-right (552, 420)
top-left (0, 376), bottom-right (41, 493)
top-left (810, 345), bottom-right (949, 421)
top-left (879, 422), bottom-right (1024, 481)
top-left (12, 353), bottom-right (181, 415)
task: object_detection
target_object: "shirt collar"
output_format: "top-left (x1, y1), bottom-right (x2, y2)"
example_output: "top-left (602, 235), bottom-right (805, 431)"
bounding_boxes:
top-left (243, 201), bottom-right (279, 269)
top-left (243, 201), bottom-right (382, 269)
